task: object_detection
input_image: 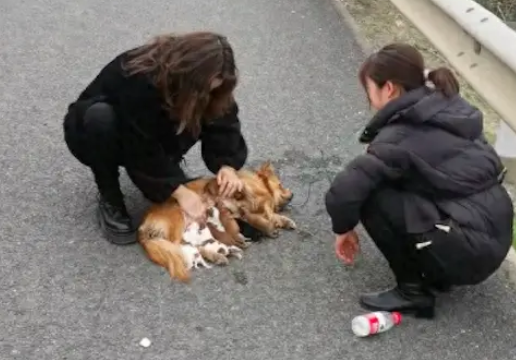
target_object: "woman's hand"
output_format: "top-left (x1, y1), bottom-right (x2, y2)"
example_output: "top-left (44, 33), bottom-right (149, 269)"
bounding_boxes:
top-left (335, 230), bottom-right (360, 265)
top-left (172, 185), bottom-right (207, 224)
top-left (217, 166), bottom-right (243, 198)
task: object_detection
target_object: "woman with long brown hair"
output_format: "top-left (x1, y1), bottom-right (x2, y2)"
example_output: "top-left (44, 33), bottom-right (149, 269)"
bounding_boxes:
top-left (63, 32), bottom-right (248, 245)
top-left (325, 43), bottom-right (513, 318)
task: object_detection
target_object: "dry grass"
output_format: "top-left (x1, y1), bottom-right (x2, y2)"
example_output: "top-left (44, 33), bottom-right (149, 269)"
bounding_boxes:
top-left (476, 0), bottom-right (516, 22)
top-left (339, 0), bottom-right (501, 143)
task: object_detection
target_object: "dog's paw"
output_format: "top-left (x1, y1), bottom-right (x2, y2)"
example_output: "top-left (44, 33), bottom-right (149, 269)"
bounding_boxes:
top-left (267, 229), bottom-right (280, 239)
top-left (228, 246), bottom-right (244, 260)
top-left (214, 255), bottom-right (230, 266)
top-left (195, 260), bottom-right (213, 269)
top-left (238, 233), bottom-right (252, 242)
top-left (284, 217), bottom-right (297, 230)
top-left (205, 263), bottom-right (214, 269)
top-left (234, 240), bottom-right (248, 249)
top-left (236, 234), bottom-right (252, 248)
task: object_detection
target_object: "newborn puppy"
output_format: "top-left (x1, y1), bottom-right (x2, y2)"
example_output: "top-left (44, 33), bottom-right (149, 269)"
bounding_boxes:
top-left (180, 244), bottom-right (212, 269)
top-left (183, 208), bottom-right (245, 265)
top-left (207, 205), bottom-right (251, 248)
top-left (201, 239), bottom-right (244, 260)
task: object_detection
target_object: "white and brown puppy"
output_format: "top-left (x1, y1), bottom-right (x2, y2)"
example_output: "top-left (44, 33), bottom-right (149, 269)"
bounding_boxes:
top-left (183, 206), bottom-right (245, 266)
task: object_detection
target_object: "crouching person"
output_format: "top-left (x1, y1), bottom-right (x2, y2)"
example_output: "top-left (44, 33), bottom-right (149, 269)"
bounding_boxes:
top-left (63, 32), bottom-right (248, 245)
top-left (324, 43), bottom-right (513, 319)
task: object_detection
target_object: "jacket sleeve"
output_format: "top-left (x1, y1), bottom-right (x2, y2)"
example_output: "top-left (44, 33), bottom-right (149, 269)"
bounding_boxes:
top-left (200, 102), bottom-right (249, 174)
top-left (324, 144), bottom-right (408, 234)
top-left (115, 75), bottom-right (190, 195)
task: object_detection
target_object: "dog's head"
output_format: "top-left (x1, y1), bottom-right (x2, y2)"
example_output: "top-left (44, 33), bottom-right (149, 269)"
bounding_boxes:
top-left (204, 178), bottom-right (249, 217)
top-left (255, 161), bottom-right (293, 210)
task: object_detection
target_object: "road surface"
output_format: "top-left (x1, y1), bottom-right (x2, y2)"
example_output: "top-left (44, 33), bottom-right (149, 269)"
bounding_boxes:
top-left (1, 0), bottom-right (516, 359)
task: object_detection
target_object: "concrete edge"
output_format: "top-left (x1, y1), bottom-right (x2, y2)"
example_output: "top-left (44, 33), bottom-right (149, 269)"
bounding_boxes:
top-left (328, 0), bottom-right (516, 287)
top-left (329, 0), bottom-right (372, 54)
top-left (503, 248), bottom-right (516, 286)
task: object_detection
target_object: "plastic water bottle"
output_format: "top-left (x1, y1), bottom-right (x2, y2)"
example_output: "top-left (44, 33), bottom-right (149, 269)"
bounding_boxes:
top-left (351, 311), bottom-right (402, 337)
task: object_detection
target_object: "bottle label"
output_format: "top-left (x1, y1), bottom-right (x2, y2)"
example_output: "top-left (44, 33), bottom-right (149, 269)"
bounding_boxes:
top-left (365, 312), bottom-right (387, 334)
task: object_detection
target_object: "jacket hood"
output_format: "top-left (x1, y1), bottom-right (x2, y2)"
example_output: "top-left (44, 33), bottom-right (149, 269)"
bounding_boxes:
top-left (359, 87), bottom-right (484, 144)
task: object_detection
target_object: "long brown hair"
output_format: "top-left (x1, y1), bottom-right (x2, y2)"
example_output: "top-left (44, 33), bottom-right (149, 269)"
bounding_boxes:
top-left (123, 31), bottom-right (238, 136)
top-left (358, 43), bottom-right (460, 99)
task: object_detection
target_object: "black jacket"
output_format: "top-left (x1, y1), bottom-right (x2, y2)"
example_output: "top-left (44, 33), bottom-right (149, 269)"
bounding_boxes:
top-left (66, 49), bottom-right (248, 181)
top-left (325, 87), bottom-right (513, 243)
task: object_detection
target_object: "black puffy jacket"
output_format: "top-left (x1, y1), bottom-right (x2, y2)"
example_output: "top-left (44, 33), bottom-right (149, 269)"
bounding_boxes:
top-left (325, 87), bottom-right (513, 253)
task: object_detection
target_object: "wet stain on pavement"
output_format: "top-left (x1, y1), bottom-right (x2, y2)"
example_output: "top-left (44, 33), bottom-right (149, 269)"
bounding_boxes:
top-left (232, 270), bottom-right (249, 285)
top-left (297, 229), bottom-right (313, 241)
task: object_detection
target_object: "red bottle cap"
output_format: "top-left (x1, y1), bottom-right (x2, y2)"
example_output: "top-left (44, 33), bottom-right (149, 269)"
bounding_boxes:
top-left (392, 312), bottom-right (402, 325)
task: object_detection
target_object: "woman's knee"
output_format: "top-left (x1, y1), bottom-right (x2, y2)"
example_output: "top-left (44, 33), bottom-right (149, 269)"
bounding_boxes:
top-left (80, 102), bottom-right (122, 167)
top-left (83, 102), bottom-right (117, 136)
top-left (361, 187), bottom-right (405, 229)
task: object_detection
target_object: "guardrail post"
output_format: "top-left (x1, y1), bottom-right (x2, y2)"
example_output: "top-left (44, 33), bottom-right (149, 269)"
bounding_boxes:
top-left (495, 123), bottom-right (516, 184)
top-left (496, 20), bottom-right (516, 184)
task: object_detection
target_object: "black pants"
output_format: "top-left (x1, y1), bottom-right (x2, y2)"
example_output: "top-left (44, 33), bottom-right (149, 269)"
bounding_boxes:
top-left (360, 188), bottom-right (495, 287)
top-left (63, 102), bottom-right (188, 205)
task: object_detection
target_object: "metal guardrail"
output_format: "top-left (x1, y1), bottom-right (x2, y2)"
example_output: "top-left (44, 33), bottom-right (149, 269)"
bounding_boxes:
top-left (388, 0), bottom-right (516, 138)
top-left (432, 0), bottom-right (516, 74)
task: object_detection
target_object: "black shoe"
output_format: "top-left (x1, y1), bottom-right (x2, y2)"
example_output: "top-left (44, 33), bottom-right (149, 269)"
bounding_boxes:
top-left (97, 196), bottom-right (137, 245)
top-left (359, 282), bottom-right (436, 319)
top-left (421, 273), bottom-right (454, 293)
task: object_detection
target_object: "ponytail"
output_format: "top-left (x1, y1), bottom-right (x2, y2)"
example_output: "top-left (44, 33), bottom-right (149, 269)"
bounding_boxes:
top-left (427, 67), bottom-right (460, 97)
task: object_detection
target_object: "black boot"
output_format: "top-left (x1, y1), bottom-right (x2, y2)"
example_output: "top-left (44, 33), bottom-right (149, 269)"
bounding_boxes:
top-left (97, 195), bottom-right (137, 245)
top-left (427, 279), bottom-right (453, 294)
top-left (359, 282), bottom-right (436, 319)
top-left (421, 273), bottom-right (453, 293)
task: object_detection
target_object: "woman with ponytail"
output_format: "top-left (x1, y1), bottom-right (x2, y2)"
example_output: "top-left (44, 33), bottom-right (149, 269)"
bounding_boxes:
top-left (325, 43), bottom-right (513, 318)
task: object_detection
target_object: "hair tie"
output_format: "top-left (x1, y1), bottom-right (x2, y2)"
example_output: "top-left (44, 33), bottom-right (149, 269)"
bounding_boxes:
top-left (423, 68), bottom-right (435, 89)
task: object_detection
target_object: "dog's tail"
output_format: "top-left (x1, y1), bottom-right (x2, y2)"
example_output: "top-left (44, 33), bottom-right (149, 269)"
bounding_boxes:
top-left (138, 225), bottom-right (190, 283)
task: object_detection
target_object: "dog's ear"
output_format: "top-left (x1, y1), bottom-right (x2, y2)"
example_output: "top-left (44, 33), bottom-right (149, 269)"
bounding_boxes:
top-left (205, 178), bottom-right (220, 196)
top-left (257, 161), bottom-right (274, 177)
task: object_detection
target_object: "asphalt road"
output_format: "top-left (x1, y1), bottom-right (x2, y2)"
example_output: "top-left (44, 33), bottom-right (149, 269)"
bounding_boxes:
top-left (1, 0), bottom-right (516, 359)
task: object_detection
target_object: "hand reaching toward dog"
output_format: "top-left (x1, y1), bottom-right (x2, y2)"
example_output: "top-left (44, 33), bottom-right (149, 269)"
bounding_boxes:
top-left (217, 166), bottom-right (243, 198)
top-left (173, 185), bottom-right (207, 224)
top-left (335, 230), bottom-right (360, 265)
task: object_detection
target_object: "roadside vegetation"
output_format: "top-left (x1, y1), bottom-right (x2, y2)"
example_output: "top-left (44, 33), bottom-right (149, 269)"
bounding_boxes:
top-left (476, 0), bottom-right (515, 22)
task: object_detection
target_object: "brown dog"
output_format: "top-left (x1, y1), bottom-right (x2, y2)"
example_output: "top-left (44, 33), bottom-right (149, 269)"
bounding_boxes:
top-left (137, 177), bottom-right (249, 283)
top-left (137, 161), bottom-right (295, 282)
top-left (237, 161), bottom-right (296, 238)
